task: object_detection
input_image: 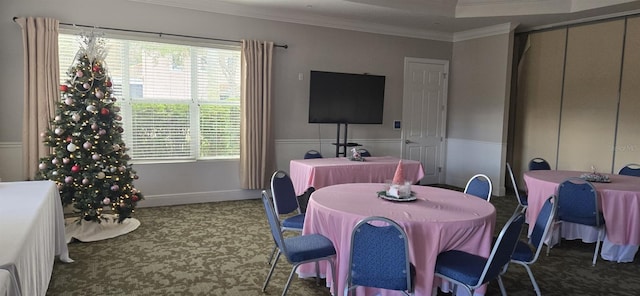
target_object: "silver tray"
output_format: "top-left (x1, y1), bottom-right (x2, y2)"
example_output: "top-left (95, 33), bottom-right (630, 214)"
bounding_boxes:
top-left (377, 191), bottom-right (417, 202)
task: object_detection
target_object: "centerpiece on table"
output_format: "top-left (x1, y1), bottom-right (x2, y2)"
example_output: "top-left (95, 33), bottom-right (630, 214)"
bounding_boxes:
top-left (348, 147), bottom-right (365, 161)
top-left (378, 160), bottom-right (415, 201)
top-left (580, 166), bottom-right (611, 183)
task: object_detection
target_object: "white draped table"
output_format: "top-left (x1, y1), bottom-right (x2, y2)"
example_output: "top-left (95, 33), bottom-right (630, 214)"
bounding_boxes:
top-left (0, 181), bottom-right (72, 296)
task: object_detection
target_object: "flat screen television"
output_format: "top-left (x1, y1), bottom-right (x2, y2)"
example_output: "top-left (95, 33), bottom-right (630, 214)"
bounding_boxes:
top-left (308, 70), bottom-right (385, 124)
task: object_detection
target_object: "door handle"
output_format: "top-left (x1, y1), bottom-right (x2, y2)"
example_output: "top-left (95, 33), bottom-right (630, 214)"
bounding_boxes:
top-left (405, 140), bottom-right (413, 144)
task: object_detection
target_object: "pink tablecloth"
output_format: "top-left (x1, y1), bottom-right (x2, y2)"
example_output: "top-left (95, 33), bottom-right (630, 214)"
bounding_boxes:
top-left (289, 156), bottom-right (425, 195)
top-left (524, 170), bottom-right (640, 262)
top-left (299, 183), bottom-right (496, 296)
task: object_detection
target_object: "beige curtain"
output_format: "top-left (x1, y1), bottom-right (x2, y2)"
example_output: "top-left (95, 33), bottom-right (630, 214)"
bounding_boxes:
top-left (240, 40), bottom-right (274, 189)
top-left (16, 17), bottom-right (60, 180)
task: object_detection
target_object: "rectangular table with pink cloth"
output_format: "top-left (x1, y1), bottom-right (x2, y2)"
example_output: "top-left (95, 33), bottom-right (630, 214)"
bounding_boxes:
top-left (299, 183), bottom-right (497, 296)
top-left (289, 156), bottom-right (425, 195)
top-left (524, 170), bottom-right (640, 262)
top-left (0, 181), bottom-right (73, 296)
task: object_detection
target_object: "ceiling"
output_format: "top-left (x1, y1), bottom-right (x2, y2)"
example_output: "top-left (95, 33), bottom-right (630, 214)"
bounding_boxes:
top-left (130, 0), bottom-right (640, 40)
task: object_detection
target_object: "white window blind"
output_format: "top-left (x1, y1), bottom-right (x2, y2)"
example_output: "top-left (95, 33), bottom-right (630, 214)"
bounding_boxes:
top-left (58, 33), bottom-right (241, 161)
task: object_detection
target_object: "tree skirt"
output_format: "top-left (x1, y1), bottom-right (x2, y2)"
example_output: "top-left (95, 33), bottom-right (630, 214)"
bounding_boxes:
top-left (65, 214), bottom-right (140, 243)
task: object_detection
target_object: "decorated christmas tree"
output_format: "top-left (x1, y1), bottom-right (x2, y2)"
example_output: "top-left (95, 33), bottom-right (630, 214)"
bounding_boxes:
top-left (36, 34), bottom-right (142, 223)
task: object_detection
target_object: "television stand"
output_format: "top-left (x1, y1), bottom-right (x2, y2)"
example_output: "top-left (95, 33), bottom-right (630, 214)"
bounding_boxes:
top-left (332, 123), bottom-right (360, 157)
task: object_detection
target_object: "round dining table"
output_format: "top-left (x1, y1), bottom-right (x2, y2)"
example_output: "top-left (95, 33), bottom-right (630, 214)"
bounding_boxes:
top-left (298, 183), bottom-right (497, 296)
top-left (524, 170), bottom-right (640, 262)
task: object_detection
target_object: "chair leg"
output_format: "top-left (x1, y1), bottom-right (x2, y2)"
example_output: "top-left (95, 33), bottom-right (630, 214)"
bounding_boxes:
top-left (497, 275), bottom-right (507, 296)
top-left (263, 252), bottom-right (281, 292)
top-left (521, 263), bottom-right (541, 296)
top-left (592, 228), bottom-right (604, 266)
top-left (315, 261), bottom-right (320, 286)
top-left (267, 244), bottom-right (277, 265)
top-left (282, 265), bottom-right (299, 296)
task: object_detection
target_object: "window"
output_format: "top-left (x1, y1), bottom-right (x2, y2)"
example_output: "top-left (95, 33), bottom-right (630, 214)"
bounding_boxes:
top-left (58, 33), bottom-right (241, 161)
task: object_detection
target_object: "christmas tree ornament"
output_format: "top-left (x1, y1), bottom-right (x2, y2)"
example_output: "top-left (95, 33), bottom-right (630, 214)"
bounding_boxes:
top-left (95, 90), bottom-right (104, 99)
top-left (82, 178), bottom-right (90, 185)
top-left (100, 108), bottom-right (109, 115)
top-left (91, 123), bottom-right (99, 130)
top-left (102, 197), bottom-right (110, 205)
top-left (113, 144), bottom-right (121, 151)
top-left (105, 80), bottom-right (112, 87)
top-left (62, 157), bottom-right (70, 164)
top-left (65, 176), bottom-right (74, 183)
top-left (71, 165), bottom-right (80, 173)
top-left (98, 129), bottom-right (106, 135)
top-left (86, 105), bottom-right (97, 112)
top-left (96, 172), bottom-right (106, 179)
top-left (76, 70), bottom-right (84, 77)
top-left (83, 141), bottom-right (92, 149)
top-left (92, 153), bottom-right (101, 160)
top-left (132, 195), bottom-right (139, 202)
top-left (54, 128), bottom-right (64, 135)
top-left (52, 158), bottom-right (59, 165)
top-left (60, 85), bottom-right (68, 92)
top-left (55, 115), bottom-right (61, 121)
top-left (83, 82), bottom-right (91, 89)
top-left (67, 143), bottom-right (78, 152)
top-left (65, 97), bottom-right (74, 105)
top-left (111, 184), bottom-right (119, 191)
top-left (71, 113), bottom-right (81, 122)
top-left (92, 65), bottom-right (100, 72)
top-left (39, 162), bottom-right (47, 170)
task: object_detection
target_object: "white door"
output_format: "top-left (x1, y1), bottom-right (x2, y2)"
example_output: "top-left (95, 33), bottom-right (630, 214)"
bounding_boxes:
top-left (402, 58), bottom-right (448, 185)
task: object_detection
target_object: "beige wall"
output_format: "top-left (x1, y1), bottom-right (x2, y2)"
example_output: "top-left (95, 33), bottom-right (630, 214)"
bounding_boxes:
top-left (446, 31), bottom-right (514, 195)
top-left (513, 16), bottom-right (640, 178)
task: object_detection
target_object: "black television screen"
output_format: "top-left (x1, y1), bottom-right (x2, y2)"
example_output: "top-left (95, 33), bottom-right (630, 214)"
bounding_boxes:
top-left (308, 70), bottom-right (385, 124)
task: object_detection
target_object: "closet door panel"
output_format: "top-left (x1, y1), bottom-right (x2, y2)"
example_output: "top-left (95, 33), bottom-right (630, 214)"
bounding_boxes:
top-left (615, 16), bottom-right (640, 173)
top-left (558, 20), bottom-right (625, 172)
top-left (514, 29), bottom-right (565, 177)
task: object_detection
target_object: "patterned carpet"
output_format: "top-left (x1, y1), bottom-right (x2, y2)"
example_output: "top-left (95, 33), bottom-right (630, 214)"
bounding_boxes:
top-left (47, 186), bottom-right (640, 296)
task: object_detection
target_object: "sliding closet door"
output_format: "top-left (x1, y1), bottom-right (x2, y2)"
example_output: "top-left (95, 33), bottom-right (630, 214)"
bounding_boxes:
top-left (615, 16), bottom-right (640, 173)
top-left (513, 29), bottom-right (565, 176)
top-left (557, 20), bottom-right (625, 172)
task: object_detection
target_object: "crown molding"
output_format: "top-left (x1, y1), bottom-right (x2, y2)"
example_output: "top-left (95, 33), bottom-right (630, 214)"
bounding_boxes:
top-left (128, 0), bottom-right (453, 41)
top-left (527, 8), bottom-right (640, 32)
top-left (453, 22), bottom-right (518, 42)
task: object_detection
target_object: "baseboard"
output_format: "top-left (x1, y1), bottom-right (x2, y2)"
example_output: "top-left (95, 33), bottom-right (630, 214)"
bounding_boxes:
top-left (137, 189), bottom-right (261, 208)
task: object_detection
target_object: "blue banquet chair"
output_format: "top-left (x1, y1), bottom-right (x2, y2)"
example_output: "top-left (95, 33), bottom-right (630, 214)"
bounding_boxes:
top-left (619, 163), bottom-right (640, 177)
top-left (434, 212), bottom-right (525, 296)
top-left (551, 177), bottom-right (604, 266)
top-left (506, 195), bottom-right (557, 296)
top-left (464, 174), bottom-right (493, 202)
top-left (507, 162), bottom-right (528, 214)
top-left (304, 150), bottom-right (323, 159)
top-left (356, 148), bottom-right (371, 157)
top-left (260, 191), bottom-right (337, 296)
top-left (344, 216), bottom-right (414, 296)
top-left (267, 170), bottom-right (306, 265)
top-left (528, 157), bottom-right (551, 171)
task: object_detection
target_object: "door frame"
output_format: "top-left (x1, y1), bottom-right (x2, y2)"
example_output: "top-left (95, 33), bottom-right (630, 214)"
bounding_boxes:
top-left (401, 57), bottom-right (449, 184)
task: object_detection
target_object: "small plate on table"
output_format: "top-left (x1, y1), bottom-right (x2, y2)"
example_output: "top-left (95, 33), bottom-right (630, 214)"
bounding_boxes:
top-left (377, 191), bottom-right (417, 202)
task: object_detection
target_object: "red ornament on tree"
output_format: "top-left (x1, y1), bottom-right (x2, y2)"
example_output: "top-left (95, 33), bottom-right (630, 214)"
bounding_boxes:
top-left (92, 65), bottom-right (100, 72)
top-left (71, 164), bottom-right (80, 173)
top-left (59, 85), bottom-right (68, 92)
top-left (66, 136), bottom-right (73, 143)
top-left (105, 80), bottom-right (112, 87)
top-left (100, 108), bottom-right (110, 116)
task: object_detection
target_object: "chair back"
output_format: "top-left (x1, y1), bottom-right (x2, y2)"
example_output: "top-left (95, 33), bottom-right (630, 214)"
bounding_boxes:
top-left (530, 195), bottom-right (558, 258)
top-left (357, 148), bottom-right (371, 157)
top-left (556, 177), bottom-right (601, 227)
top-left (506, 162), bottom-right (525, 207)
top-left (529, 157), bottom-right (551, 170)
top-left (270, 170), bottom-right (301, 218)
top-left (464, 174), bottom-right (493, 201)
top-left (261, 190), bottom-right (288, 255)
top-left (304, 150), bottom-right (323, 159)
top-left (479, 212), bottom-right (525, 285)
top-left (619, 163), bottom-right (640, 177)
top-left (346, 216), bottom-right (413, 292)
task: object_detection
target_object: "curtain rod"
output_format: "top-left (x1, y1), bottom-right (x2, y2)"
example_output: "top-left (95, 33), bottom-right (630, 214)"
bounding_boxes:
top-left (12, 16), bottom-right (288, 49)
